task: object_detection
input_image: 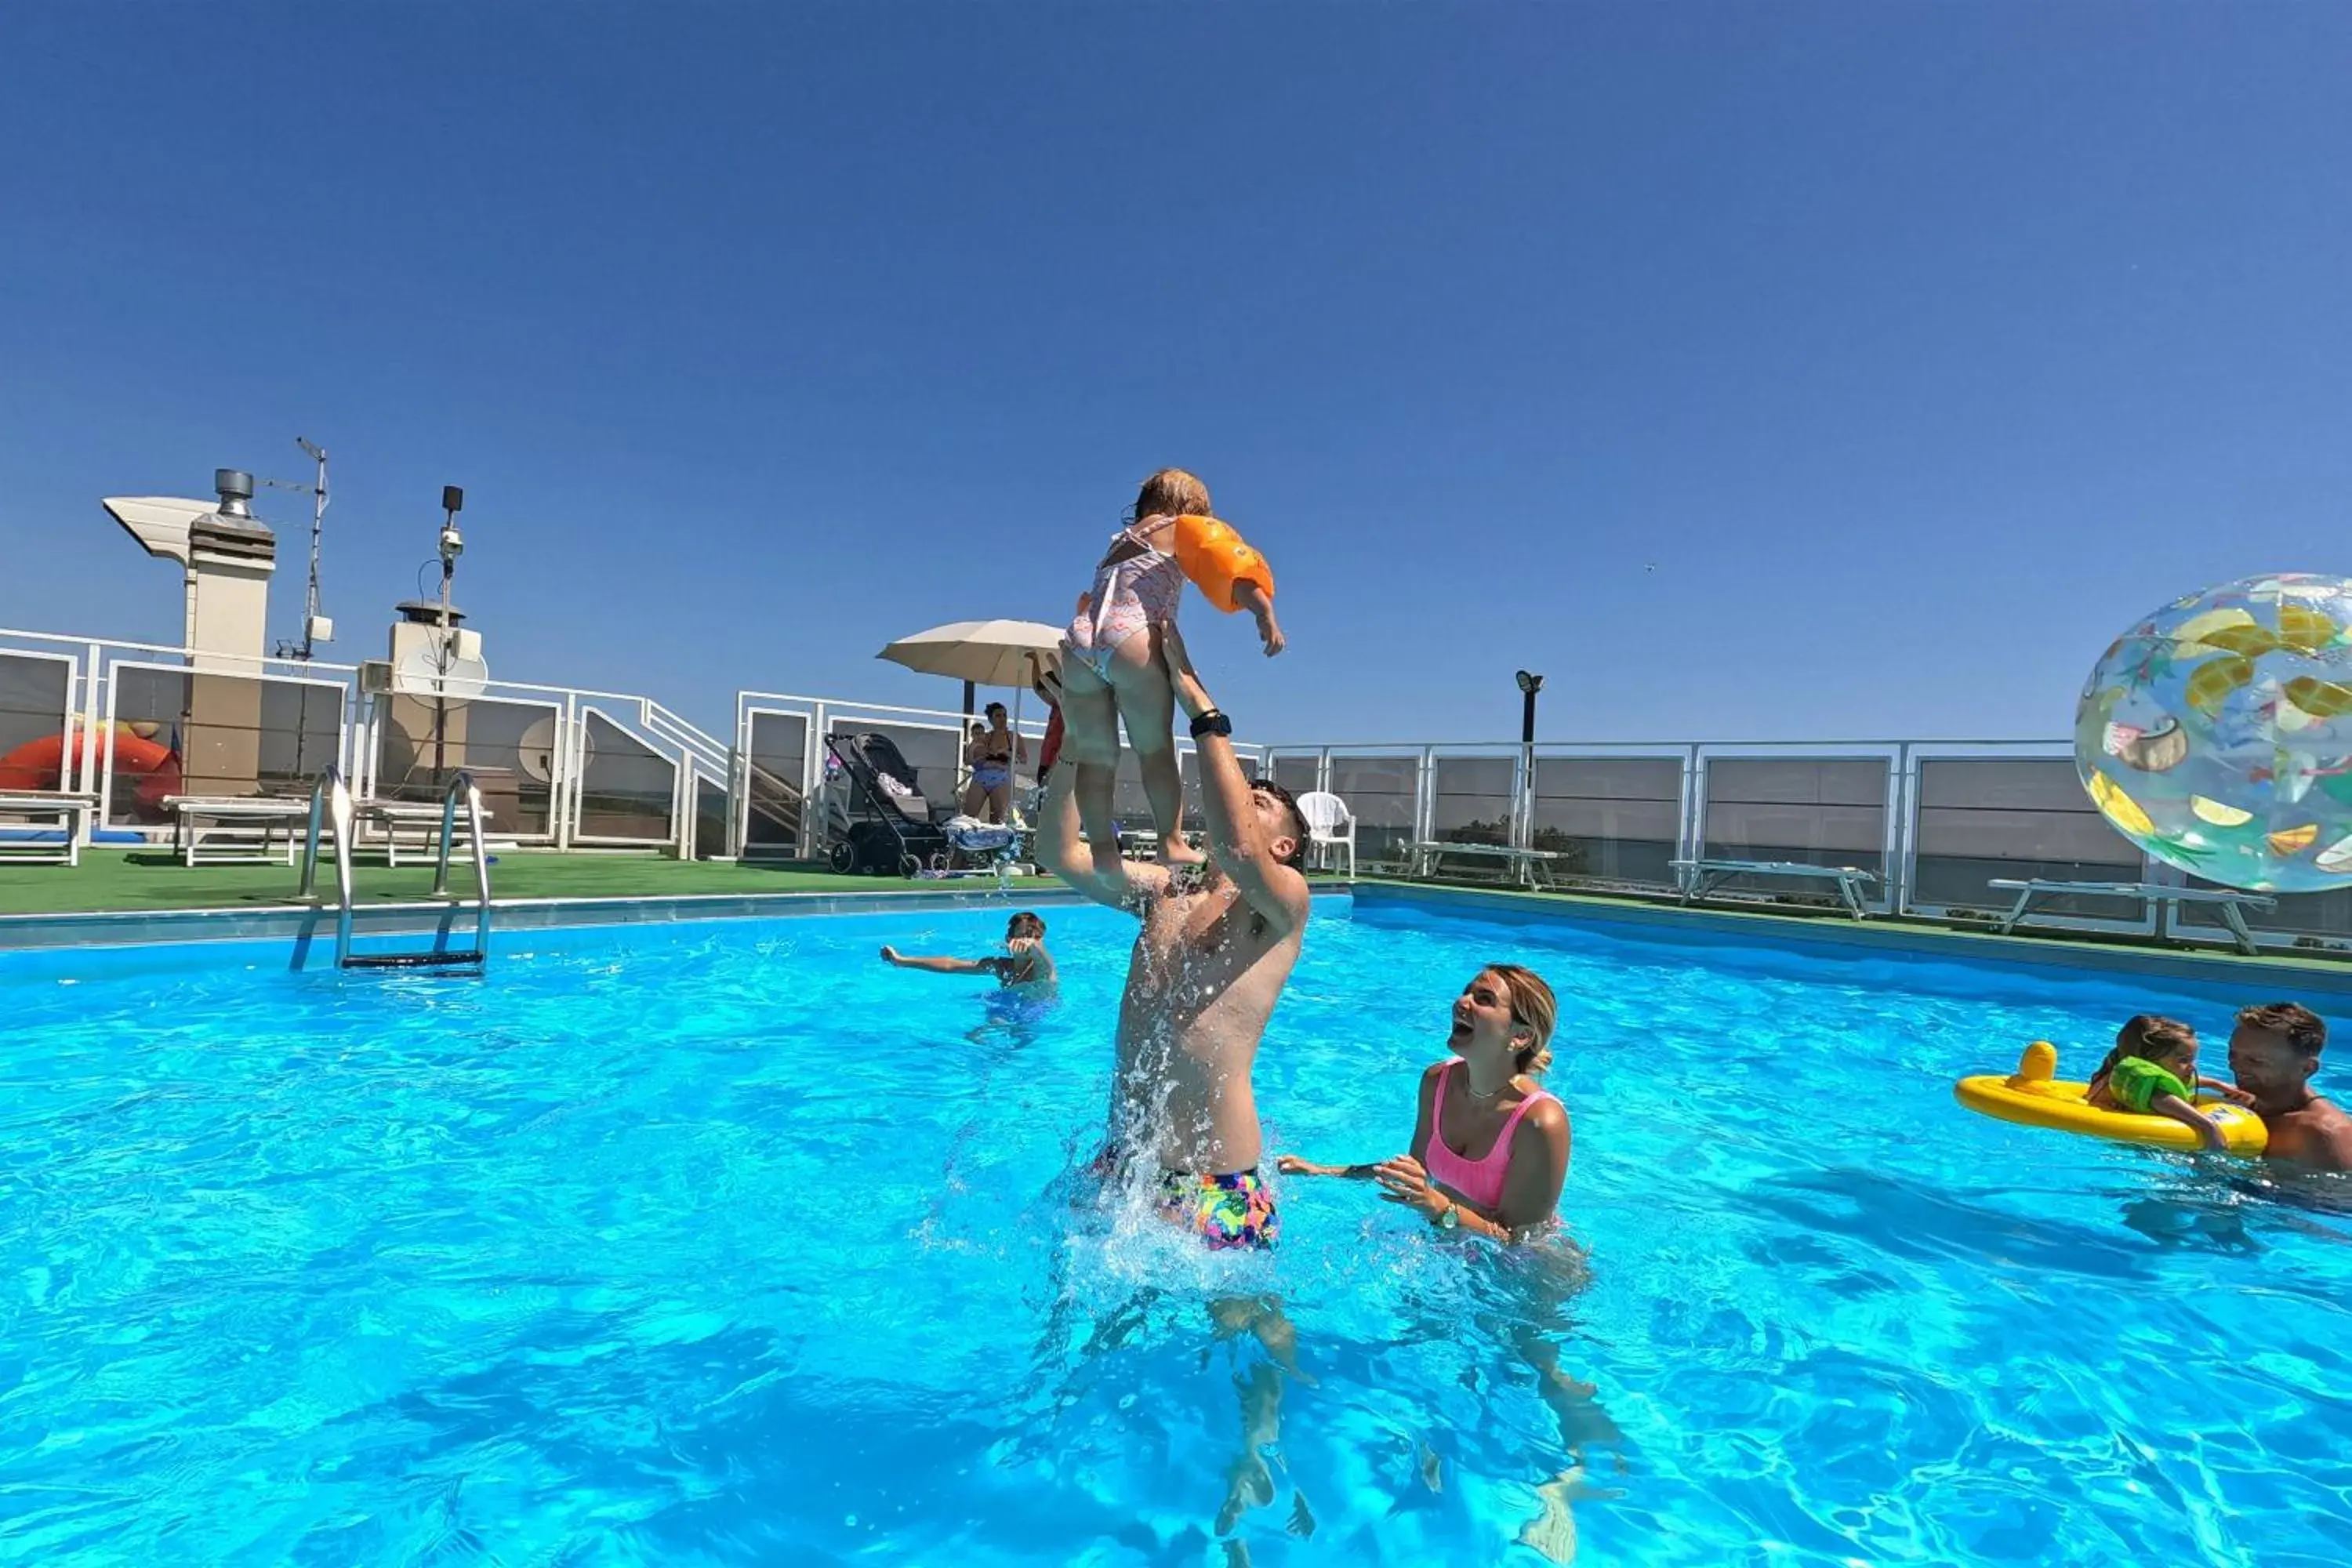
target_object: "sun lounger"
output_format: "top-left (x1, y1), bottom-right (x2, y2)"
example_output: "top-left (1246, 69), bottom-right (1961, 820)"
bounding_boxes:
top-left (1673, 858), bottom-right (1878, 918)
top-left (165, 795), bottom-right (315, 866)
top-left (1407, 840), bottom-right (1563, 890)
top-left (353, 798), bottom-right (485, 866)
top-left (1987, 877), bottom-right (2276, 955)
top-left (0, 792), bottom-right (97, 866)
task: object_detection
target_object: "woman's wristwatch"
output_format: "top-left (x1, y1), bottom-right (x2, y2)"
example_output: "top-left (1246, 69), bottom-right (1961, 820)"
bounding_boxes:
top-left (1434, 1196), bottom-right (1461, 1230)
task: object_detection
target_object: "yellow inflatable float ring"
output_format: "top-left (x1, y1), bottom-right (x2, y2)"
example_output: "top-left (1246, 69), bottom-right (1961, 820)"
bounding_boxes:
top-left (1954, 1041), bottom-right (2267, 1156)
top-left (1171, 514), bottom-right (1276, 615)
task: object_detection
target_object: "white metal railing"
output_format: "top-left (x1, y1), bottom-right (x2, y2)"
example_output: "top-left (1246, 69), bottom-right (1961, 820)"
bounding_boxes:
top-left (643, 699), bottom-right (731, 861)
top-left (730, 688), bottom-right (1264, 860)
top-left (13, 614), bottom-right (2339, 955)
top-left (0, 628), bottom-right (719, 859)
top-left (732, 689), bottom-right (1052, 860)
top-left (1254, 735), bottom-right (2336, 947)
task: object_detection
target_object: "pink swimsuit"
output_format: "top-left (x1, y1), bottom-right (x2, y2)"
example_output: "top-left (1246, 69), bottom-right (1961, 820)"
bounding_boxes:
top-left (1065, 517), bottom-right (1186, 679)
top-left (1423, 1060), bottom-right (1558, 1212)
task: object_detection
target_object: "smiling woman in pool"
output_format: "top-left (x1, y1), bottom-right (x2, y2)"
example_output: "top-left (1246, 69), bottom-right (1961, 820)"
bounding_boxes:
top-left (1279, 964), bottom-right (1570, 1243)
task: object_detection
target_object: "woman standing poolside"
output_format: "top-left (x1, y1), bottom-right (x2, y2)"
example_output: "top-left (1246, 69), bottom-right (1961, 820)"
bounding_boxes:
top-left (1281, 964), bottom-right (1570, 1242)
top-left (960, 702), bottom-right (1027, 822)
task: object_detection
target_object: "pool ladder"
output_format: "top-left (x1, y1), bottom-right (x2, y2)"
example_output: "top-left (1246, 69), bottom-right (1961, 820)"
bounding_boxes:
top-left (298, 768), bottom-right (493, 971)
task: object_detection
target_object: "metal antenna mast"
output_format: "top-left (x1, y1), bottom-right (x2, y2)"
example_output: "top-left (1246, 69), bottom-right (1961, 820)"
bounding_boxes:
top-left (260, 436), bottom-right (331, 659)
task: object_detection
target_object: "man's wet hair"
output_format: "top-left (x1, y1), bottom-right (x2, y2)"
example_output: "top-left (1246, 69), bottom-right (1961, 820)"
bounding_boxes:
top-left (1250, 778), bottom-right (1309, 869)
top-left (1006, 911), bottom-right (1047, 941)
top-left (2238, 1001), bottom-right (2327, 1058)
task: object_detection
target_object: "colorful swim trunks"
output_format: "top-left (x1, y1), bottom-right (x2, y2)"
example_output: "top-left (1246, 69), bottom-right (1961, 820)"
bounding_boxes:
top-left (1156, 1167), bottom-right (1279, 1251)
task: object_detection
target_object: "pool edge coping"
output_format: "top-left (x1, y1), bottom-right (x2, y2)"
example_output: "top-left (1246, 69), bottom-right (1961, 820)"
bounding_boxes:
top-left (12, 876), bottom-right (2351, 1000)
top-left (1356, 881), bottom-right (2352, 997)
top-left (0, 884), bottom-right (1112, 952)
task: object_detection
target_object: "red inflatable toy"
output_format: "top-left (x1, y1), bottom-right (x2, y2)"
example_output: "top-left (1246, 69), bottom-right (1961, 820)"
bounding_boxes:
top-left (0, 722), bottom-right (181, 817)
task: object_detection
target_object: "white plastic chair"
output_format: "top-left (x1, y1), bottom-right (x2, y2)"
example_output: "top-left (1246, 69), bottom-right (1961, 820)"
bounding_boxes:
top-left (1295, 791), bottom-right (1356, 878)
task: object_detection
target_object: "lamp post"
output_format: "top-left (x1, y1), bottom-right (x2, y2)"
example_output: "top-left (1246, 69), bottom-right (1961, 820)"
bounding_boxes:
top-left (432, 486), bottom-right (465, 782)
top-left (1515, 670), bottom-right (1544, 851)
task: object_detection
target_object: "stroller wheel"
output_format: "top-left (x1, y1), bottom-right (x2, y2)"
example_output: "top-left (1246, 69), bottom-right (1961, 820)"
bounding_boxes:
top-left (828, 841), bottom-right (856, 875)
top-left (930, 853), bottom-right (951, 873)
top-left (898, 853), bottom-right (924, 879)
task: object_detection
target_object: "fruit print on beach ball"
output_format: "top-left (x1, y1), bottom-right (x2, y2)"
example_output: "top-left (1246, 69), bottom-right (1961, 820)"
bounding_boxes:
top-left (2074, 574), bottom-right (2352, 894)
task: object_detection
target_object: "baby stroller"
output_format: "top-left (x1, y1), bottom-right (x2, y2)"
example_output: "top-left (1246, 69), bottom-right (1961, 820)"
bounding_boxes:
top-left (823, 731), bottom-right (1018, 877)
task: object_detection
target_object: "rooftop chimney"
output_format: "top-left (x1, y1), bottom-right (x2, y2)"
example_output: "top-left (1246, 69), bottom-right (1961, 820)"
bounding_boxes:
top-left (103, 466), bottom-right (278, 666)
top-left (213, 468), bottom-right (255, 519)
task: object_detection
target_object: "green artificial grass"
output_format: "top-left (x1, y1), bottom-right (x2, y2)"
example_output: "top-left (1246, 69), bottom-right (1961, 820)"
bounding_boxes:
top-left (0, 849), bottom-right (1039, 916)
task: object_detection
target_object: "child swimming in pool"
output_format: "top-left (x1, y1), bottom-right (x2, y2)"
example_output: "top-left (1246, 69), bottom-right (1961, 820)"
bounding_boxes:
top-left (1060, 469), bottom-right (1283, 870)
top-left (2085, 1014), bottom-right (2250, 1152)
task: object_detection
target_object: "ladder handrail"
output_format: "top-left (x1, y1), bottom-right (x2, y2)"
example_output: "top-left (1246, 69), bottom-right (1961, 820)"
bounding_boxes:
top-left (299, 766), bottom-right (359, 967)
top-left (434, 768), bottom-right (493, 959)
top-left (430, 770), bottom-right (465, 896)
top-left (298, 771), bottom-right (330, 901)
top-left (332, 775), bottom-right (356, 967)
top-left (298, 766), bottom-right (488, 971)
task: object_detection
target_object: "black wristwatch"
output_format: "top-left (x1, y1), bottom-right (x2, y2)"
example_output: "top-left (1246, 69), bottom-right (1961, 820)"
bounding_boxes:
top-left (1189, 710), bottom-right (1232, 740)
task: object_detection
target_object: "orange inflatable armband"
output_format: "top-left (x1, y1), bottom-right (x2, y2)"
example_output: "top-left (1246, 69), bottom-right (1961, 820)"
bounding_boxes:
top-left (1171, 514), bottom-right (1276, 615)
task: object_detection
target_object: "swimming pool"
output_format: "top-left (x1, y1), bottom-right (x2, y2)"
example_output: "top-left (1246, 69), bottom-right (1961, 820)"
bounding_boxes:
top-left (5, 895), bottom-right (2350, 1565)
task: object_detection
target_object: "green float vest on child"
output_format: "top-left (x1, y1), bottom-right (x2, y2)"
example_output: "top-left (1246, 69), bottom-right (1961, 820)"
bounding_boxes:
top-left (2108, 1056), bottom-right (2194, 1115)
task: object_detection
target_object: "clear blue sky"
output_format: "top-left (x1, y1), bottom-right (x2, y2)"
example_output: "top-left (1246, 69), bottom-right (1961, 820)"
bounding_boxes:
top-left (2, 4), bottom-right (2347, 746)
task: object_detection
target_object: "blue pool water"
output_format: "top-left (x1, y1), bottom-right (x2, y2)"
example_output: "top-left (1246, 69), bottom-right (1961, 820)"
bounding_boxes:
top-left (5, 896), bottom-right (2352, 1566)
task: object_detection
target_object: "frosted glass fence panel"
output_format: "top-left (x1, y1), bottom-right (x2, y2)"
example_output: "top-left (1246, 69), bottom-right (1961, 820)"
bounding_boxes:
top-left (1429, 755), bottom-right (1519, 846)
top-left (1530, 755), bottom-right (1685, 887)
top-left (743, 710), bottom-right (811, 857)
top-left (374, 695), bottom-right (558, 838)
top-left (1700, 757), bottom-right (1889, 898)
top-left (1327, 754), bottom-right (1422, 865)
top-left (1269, 753), bottom-right (1321, 800)
top-left (1176, 748), bottom-right (1259, 833)
top-left (576, 707), bottom-right (679, 844)
top-left (111, 665), bottom-right (344, 827)
top-left (0, 653), bottom-right (70, 786)
top-left (1911, 757), bottom-right (2143, 920)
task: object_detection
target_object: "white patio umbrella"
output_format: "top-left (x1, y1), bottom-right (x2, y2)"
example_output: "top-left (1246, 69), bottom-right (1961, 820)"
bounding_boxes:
top-left (877, 621), bottom-right (1063, 808)
top-left (876, 619), bottom-right (1063, 690)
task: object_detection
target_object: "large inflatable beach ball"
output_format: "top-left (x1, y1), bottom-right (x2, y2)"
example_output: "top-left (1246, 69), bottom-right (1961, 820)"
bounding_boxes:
top-left (2075, 574), bottom-right (2352, 893)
